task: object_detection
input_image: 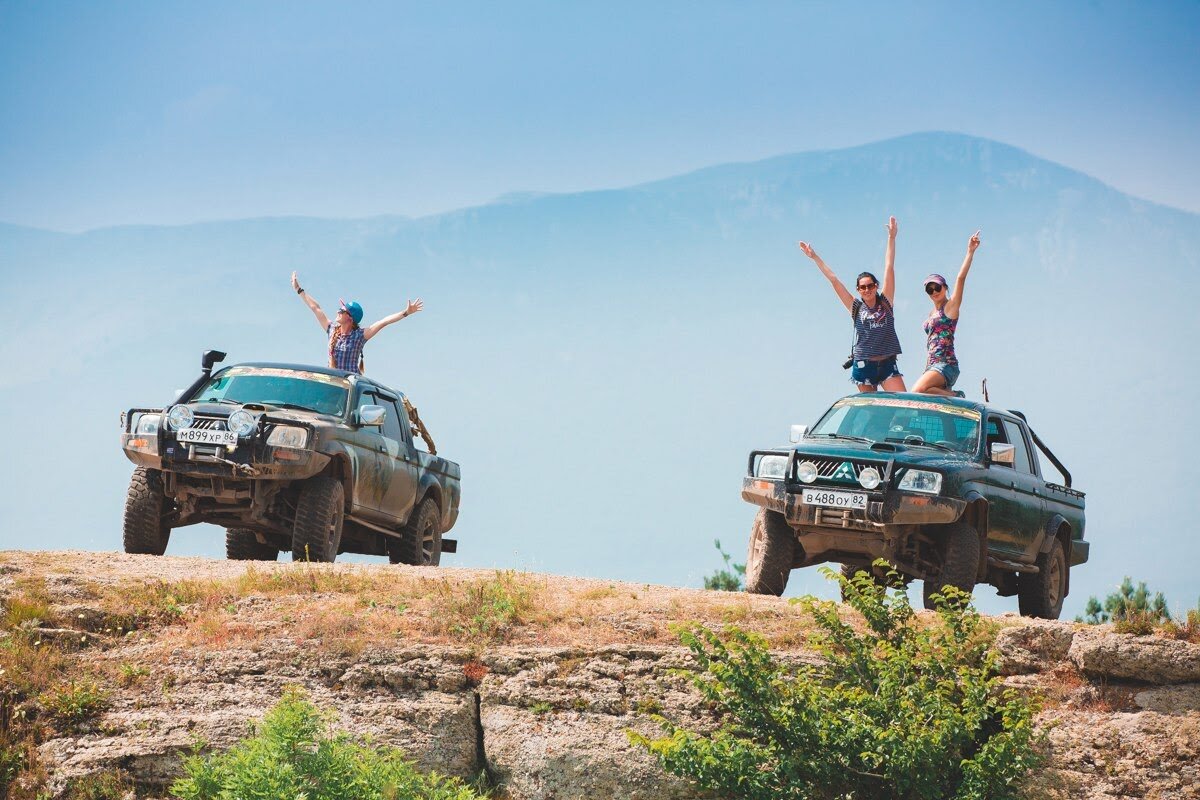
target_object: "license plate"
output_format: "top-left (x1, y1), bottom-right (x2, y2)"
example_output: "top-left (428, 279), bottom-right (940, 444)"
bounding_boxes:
top-left (177, 428), bottom-right (238, 447)
top-left (802, 488), bottom-right (867, 510)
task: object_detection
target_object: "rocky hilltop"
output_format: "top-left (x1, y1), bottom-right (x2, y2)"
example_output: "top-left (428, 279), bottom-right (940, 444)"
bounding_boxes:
top-left (2, 551), bottom-right (1197, 799)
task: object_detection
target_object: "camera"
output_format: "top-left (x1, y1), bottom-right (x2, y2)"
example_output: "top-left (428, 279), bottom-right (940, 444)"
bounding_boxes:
top-left (842, 355), bottom-right (854, 370)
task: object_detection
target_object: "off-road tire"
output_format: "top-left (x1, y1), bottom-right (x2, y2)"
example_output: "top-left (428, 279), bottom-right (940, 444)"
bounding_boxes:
top-left (744, 509), bottom-right (795, 596)
top-left (290, 477), bottom-right (344, 563)
top-left (225, 528), bottom-right (278, 561)
top-left (392, 498), bottom-right (442, 566)
top-left (123, 467), bottom-right (171, 556)
top-left (922, 520), bottom-right (980, 609)
top-left (1017, 540), bottom-right (1068, 620)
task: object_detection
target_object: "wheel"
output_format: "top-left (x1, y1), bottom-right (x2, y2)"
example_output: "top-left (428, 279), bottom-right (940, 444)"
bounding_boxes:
top-left (290, 477), bottom-right (344, 562)
top-left (225, 528), bottom-right (278, 561)
top-left (744, 509), bottom-right (795, 596)
top-left (1017, 540), bottom-right (1068, 619)
top-left (922, 520), bottom-right (979, 609)
top-left (123, 467), bottom-right (171, 555)
top-left (392, 498), bottom-right (442, 566)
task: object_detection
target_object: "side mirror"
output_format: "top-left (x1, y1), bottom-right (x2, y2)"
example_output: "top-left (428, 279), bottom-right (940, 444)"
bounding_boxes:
top-left (989, 442), bottom-right (1016, 466)
top-left (202, 350), bottom-right (227, 375)
top-left (356, 404), bottom-right (386, 427)
top-left (789, 424), bottom-right (808, 443)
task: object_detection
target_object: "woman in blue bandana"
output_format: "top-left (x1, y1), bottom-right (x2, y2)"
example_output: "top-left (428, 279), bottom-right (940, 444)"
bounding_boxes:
top-left (290, 271), bottom-right (424, 374)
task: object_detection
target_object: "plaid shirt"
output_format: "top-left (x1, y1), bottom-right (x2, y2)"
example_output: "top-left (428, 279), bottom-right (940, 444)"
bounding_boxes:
top-left (327, 323), bottom-right (366, 373)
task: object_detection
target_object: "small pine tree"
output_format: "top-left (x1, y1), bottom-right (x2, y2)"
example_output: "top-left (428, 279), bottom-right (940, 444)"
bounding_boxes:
top-left (702, 539), bottom-right (745, 592)
top-left (1076, 577), bottom-right (1170, 626)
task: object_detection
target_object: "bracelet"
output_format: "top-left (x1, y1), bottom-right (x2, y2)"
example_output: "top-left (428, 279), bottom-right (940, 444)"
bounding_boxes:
top-left (296, 286), bottom-right (304, 295)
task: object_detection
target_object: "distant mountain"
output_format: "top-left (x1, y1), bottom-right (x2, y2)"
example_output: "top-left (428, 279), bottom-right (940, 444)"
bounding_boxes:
top-left (3, 132), bottom-right (1198, 618)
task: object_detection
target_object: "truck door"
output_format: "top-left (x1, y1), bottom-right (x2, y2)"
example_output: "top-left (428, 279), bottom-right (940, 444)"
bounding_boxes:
top-left (377, 396), bottom-right (420, 524)
top-left (980, 415), bottom-right (1025, 556)
top-left (349, 389), bottom-right (393, 523)
top-left (1001, 418), bottom-right (1046, 561)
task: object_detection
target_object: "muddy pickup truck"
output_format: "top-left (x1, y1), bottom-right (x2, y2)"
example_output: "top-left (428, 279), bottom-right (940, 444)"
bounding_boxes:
top-left (741, 393), bottom-right (1088, 619)
top-left (119, 350), bottom-right (460, 565)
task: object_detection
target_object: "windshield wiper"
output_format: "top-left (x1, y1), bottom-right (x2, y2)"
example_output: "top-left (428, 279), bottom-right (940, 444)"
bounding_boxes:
top-left (199, 397), bottom-right (239, 404)
top-left (884, 437), bottom-right (957, 453)
top-left (815, 433), bottom-right (875, 445)
top-left (264, 402), bottom-right (320, 413)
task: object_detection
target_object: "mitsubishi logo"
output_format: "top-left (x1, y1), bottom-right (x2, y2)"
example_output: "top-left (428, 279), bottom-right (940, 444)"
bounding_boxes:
top-left (831, 461), bottom-right (856, 482)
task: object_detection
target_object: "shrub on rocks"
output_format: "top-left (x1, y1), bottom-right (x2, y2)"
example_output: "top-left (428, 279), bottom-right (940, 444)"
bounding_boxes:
top-left (171, 688), bottom-right (484, 800)
top-left (632, 565), bottom-right (1044, 800)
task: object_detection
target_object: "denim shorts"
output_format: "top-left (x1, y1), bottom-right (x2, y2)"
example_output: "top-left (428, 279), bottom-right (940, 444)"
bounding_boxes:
top-left (928, 361), bottom-right (961, 389)
top-left (851, 356), bottom-right (903, 387)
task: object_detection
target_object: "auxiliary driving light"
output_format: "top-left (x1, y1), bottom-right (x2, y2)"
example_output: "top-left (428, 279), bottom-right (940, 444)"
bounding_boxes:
top-left (796, 461), bottom-right (818, 484)
top-left (166, 405), bottom-right (194, 431)
top-left (226, 409), bottom-right (258, 437)
top-left (858, 467), bottom-right (882, 490)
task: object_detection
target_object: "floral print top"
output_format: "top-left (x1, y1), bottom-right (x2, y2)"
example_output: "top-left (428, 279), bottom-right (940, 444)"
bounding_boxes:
top-left (923, 306), bottom-right (958, 368)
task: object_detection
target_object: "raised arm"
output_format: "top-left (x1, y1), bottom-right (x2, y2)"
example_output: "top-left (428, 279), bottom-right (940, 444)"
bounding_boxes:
top-left (291, 271), bottom-right (330, 331)
top-left (362, 298), bottom-right (424, 341)
top-left (881, 216), bottom-right (898, 300)
top-left (945, 231), bottom-right (980, 319)
top-left (798, 241), bottom-right (855, 312)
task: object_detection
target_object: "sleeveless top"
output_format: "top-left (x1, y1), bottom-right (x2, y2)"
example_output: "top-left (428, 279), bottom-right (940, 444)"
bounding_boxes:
top-left (923, 305), bottom-right (958, 368)
top-left (327, 323), bottom-right (366, 373)
top-left (851, 294), bottom-right (902, 360)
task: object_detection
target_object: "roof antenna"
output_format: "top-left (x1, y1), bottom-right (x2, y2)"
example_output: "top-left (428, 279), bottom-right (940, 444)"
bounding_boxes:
top-left (981, 378), bottom-right (990, 403)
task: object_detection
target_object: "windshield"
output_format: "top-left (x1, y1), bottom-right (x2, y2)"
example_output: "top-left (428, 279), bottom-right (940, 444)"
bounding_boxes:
top-left (811, 397), bottom-right (981, 454)
top-left (189, 367), bottom-right (351, 416)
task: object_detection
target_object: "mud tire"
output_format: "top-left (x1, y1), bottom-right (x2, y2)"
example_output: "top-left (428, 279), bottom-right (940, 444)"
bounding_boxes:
top-left (392, 498), bottom-right (442, 566)
top-left (744, 509), bottom-right (795, 596)
top-left (1017, 540), bottom-right (1068, 620)
top-left (225, 528), bottom-right (279, 561)
top-left (123, 467), bottom-right (171, 556)
top-left (290, 477), bottom-right (344, 563)
top-left (922, 521), bottom-right (980, 609)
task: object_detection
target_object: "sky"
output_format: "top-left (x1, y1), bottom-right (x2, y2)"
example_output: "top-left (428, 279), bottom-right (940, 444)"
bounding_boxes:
top-left (1, 0), bottom-right (1199, 232)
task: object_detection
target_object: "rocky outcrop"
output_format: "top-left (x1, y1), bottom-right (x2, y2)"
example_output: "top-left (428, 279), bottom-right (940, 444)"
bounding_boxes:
top-left (3, 552), bottom-right (1198, 800)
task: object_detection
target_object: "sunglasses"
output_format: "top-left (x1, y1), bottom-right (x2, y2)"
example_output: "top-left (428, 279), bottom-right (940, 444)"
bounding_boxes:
top-left (857, 282), bottom-right (877, 291)
top-left (925, 283), bottom-right (945, 294)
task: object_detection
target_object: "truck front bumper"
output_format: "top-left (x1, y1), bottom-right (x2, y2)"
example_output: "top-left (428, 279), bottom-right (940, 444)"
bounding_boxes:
top-left (121, 434), bottom-right (328, 480)
top-left (741, 477), bottom-right (966, 527)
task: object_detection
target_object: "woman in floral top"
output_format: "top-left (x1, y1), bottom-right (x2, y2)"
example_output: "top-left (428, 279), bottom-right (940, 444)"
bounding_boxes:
top-left (912, 231), bottom-right (980, 397)
top-left (290, 271), bottom-right (424, 374)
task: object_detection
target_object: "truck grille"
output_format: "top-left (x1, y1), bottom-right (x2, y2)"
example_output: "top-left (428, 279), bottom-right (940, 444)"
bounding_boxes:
top-left (793, 457), bottom-right (892, 483)
top-left (190, 416), bottom-right (229, 431)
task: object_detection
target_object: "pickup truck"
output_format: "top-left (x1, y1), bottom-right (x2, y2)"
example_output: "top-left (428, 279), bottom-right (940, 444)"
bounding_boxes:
top-left (741, 393), bottom-right (1088, 619)
top-left (119, 350), bottom-right (461, 565)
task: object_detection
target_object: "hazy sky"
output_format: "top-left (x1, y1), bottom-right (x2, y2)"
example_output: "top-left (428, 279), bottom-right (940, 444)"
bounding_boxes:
top-left (2, 0), bottom-right (1199, 232)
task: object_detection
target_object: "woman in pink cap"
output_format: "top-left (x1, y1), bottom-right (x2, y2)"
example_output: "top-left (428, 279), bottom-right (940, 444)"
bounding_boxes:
top-left (290, 271), bottom-right (424, 374)
top-left (912, 231), bottom-right (981, 397)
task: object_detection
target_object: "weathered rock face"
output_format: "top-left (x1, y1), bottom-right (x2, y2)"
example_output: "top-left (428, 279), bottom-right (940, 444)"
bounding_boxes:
top-left (2, 552), bottom-right (1198, 800)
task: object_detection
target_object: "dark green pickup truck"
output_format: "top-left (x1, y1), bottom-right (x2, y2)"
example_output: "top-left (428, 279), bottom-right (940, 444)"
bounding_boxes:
top-left (741, 393), bottom-right (1088, 619)
top-left (120, 351), bottom-right (461, 566)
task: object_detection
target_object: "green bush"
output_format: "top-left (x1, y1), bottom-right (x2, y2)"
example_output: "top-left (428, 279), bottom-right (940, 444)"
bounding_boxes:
top-left (702, 539), bottom-right (745, 592)
top-left (171, 688), bottom-right (484, 800)
top-left (633, 565), bottom-right (1043, 800)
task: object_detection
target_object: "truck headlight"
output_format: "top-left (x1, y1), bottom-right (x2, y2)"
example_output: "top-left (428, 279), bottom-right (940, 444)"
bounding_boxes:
top-left (166, 405), bottom-right (194, 430)
top-left (755, 454), bottom-right (787, 479)
top-left (227, 409), bottom-right (258, 437)
top-left (898, 469), bottom-right (942, 494)
top-left (135, 414), bottom-right (161, 435)
top-left (266, 425), bottom-right (308, 448)
top-left (796, 461), bottom-right (818, 484)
